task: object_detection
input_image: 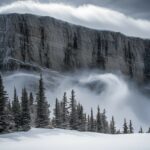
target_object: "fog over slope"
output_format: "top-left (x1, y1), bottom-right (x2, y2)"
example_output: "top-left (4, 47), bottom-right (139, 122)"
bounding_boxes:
top-left (3, 70), bottom-right (150, 132)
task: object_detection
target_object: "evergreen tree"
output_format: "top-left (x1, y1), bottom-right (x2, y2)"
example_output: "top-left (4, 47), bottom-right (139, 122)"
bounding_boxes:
top-left (82, 114), bottom-right (87, 131)
top-left (129, 120), bottom-right (134, 133)
top-left (12, 88), bottom-right (21, 130)
top-left (62, 92), bottom-right (69, 128)
top-left (147, 127), bottom-right (150, 133)
top-left (0, 75), bottom-right (14, 133)
top-left (90, 108), bottom-right (95, 132)
top-left (77, 103), bottom-right (86, 131)
top-left (96, 106), bottom-right (103, 133)
top-left (21, 88), bottom-right (31, 131)
top-left (8, 101), bottom-right (12, 112)
top-left (36, 75), bottom-right (50, 128)
top-left (139, 127), bottom-right (143, 133)
top-left (87, 115), bottom-right (91, 131)
top-left (101, 109), bottom-right (109, 133)
top-left (69, 90), bottom-right (78, 130)
top-left (54, 98), bottom-right (61, 128)
top-left (6, 100), bottom-right (15, 132)
top-left (29, 92), bottom-right (36, 126)
top-left (110, 116), bottom-right (116, 134)
top-left (29, 92), bottom-right (34, 106)
top-left (123, 118), bottom-right (128, 134)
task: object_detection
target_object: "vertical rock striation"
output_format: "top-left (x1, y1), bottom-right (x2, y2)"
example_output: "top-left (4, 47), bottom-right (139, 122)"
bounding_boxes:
top-left (0, 13), bottom-right (150, 83)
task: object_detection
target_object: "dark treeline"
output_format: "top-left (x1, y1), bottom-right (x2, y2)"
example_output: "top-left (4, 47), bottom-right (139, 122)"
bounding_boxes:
top-left (0, 74), bottom-right (149, 134)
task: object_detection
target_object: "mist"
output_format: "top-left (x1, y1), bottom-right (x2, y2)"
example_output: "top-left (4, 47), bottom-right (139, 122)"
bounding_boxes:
top-left (0, 1), bottom-right (150, 38)
top-left (3, 70), bottom-right (150, 132)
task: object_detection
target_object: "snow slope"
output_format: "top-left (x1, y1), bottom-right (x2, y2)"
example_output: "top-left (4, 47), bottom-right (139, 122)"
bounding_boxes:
top-left (0, 128), bottom-right (149, 150)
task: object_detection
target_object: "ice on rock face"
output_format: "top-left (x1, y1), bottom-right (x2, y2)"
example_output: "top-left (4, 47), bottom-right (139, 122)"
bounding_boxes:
top-left (0, 13), bottom-right (150, 83)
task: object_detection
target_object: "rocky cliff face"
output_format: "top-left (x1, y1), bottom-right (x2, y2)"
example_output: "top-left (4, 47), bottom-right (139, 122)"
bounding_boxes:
top-left (0, 13), bottom-right (150, 83)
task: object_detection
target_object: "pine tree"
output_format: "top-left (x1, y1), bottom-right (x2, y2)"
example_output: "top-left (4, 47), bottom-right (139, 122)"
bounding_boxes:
top-left (62, 92), bottom-right (69, 128)
top-left (101, 109), bottom-right (109, 133)
top-left (36, 74), bottom-right (50, 128)
top-left (87, 115), bottom-right (91, 131)
top-left (29, 92), bottom-right (34, 106)
top-left (90, 108), bottom-right (95, 132)
top-left (123, 118), bottom-right (128, 134)
top-left (96, 106), bottom-right (103, 133)
top-left (8, 101), bottom-right (12, 112)
top-left (110, 116), bottom-right (116, 134)
top-left (77, 103), bottom-right (81, 130)
top-left (69, 90), bottom-right (78, 130)
top-left (54, 98), bottom-right (61, 128)
top-left (6, 100), bottom-right (15, 132)
top-left (147, 127), bottom-right (150, 133)
top-left (12, 88), bottom-right (21, 130)
top-left (29, 92), bottom-right (35, 126)
top-left (82, 113), bottom-right (87, 131)
top-left (0, 74), bottom-right (14, 133)
top-left (77, 103), bottom-right (86, 131)
top-left (21, 88), bottom-right (31, 131)
top-left (139, 127), bottom-right (143, 133)
top-left (129, 120), bottom-right (134, 133)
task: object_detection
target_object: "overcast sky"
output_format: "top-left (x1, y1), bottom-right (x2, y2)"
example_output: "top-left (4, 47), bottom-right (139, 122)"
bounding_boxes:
top-left (0, 0), bottom-right (150, 19)
top-left (0, 0), bottom-right (150, 38)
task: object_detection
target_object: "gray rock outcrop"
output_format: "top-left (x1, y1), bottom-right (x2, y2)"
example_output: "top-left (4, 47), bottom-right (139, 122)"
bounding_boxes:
top-left (0, 13), bottom-right (150, 83)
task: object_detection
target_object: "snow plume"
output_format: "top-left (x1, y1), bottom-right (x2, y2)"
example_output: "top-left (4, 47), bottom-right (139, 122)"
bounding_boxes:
top-left (3, 70), bottom-right (150, 132)
top-left (0, 1), bottom-right (150, 38)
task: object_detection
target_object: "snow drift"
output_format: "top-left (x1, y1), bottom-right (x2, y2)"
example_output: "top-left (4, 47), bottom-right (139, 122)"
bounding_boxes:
top-left (0, 128), bottom-right (150, 150)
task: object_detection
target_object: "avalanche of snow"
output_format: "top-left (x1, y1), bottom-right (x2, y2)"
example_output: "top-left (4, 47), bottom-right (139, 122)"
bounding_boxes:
top-left (3, 70), bottom-right (150, 131)
top-left (0, 128), bottom-right (149, 150)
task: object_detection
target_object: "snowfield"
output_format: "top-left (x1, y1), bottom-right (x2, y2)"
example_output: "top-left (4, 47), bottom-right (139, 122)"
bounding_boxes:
top-left (0, 128), bottom-right (150, 150)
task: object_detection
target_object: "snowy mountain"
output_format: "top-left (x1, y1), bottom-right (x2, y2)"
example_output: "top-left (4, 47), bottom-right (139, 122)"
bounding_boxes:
top-left (0, 1), bottom-right (150, 149)
top-left (0, 13), bottom-right (150, 131)
top-left (0, 13), bottom-right (150, 83)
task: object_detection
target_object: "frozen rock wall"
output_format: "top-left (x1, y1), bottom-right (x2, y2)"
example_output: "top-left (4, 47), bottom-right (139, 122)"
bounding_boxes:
top-left (0, 13), bottom-right (150, 83)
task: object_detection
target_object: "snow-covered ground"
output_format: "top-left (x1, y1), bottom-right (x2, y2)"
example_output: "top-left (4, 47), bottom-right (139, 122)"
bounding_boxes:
top-left (0, 128), bottom-right (149, 150)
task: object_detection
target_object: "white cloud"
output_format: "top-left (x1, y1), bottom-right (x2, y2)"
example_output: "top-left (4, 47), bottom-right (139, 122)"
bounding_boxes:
top-left (0, 0), bottom-right (150, 38)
